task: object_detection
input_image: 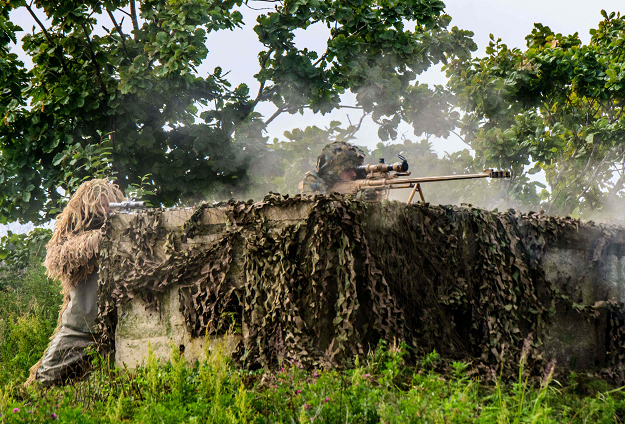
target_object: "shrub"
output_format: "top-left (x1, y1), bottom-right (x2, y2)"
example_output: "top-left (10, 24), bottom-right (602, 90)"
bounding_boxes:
top-left (0, 229), bottom-right (61, 387)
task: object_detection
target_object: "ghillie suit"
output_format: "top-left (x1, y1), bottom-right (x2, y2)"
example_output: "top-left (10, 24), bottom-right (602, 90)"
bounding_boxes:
top-left (300, 141), bottom-right (365, 194)
top-left (25, 179), bottom-right (124, 386)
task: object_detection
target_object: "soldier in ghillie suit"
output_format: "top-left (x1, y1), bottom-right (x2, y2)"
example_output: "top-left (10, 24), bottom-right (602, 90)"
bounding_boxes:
top-left (25, 179), bottom-right (125, 386)
top-left (299, 141), bottom-right (366, 194)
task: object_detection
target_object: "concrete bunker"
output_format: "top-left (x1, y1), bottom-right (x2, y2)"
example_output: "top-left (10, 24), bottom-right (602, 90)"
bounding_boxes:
top-left (98, 195), bottom-right (625, 378)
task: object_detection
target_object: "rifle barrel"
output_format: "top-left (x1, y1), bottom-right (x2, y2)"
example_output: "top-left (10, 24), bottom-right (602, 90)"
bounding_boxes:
top-left (385, 172), bottom-right (493, 186)
top-left (331, 171), bottom-right (497, 194)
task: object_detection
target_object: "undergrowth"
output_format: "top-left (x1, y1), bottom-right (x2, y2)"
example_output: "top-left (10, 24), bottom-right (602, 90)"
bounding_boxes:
top-left (0, 341), bottom-right (624, 423)
top-left (0, 229), bottom-right (61, 387)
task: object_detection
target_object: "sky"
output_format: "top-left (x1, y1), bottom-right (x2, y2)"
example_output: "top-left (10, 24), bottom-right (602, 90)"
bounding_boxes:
top-left (2, 0), bottom-right (623, 235)
top-left (191, 0), bottom-right (624, 152)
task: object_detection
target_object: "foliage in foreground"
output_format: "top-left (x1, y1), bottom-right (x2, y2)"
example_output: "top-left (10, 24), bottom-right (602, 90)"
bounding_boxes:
top-left (0, 229), bottom-right (61, 387)
top-left (0, 342), bottom-right (624, 423)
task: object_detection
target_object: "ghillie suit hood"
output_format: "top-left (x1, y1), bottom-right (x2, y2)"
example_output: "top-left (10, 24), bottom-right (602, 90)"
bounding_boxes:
top-left (44, 179), bottom-right (125, 289)
top-left (26, 179), bottom-right (124, 386)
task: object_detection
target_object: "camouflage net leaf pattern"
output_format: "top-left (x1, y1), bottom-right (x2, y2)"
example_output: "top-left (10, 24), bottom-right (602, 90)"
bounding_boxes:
top-left (98, 194), bottom-right (625, 380)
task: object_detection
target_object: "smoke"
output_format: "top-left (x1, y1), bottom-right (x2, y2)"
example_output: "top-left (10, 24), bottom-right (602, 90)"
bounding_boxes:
top-left (582, 195), bottom-right (625, 226)
top-left (189, 12), bottom-right (625, 222)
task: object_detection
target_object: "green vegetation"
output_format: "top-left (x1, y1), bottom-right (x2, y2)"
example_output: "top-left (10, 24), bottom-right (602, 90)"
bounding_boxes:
top-left (447, 11), bottom-right (625, 217)
top-left (3, 0), bottom-right (625, 419)
top-left (2, 0), bottom-right (625, 221)
top-left (0, 0), bottom-right (475, 222)
top-left (1, 340), bottom-right (625, 423)
top-left (0, 229), bottom-right (61, 387)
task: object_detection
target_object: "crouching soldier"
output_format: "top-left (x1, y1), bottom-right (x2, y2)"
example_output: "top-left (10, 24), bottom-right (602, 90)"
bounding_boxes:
top-left (25, 179), bottom-right (125, 386)
top-left (299, 141), bottom-right (366, 195)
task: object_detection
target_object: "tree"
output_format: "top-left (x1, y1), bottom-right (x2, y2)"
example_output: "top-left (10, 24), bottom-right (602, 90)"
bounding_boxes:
top-left (0, 0), bottom-right (475, 223)
top-left (446, 11), bottom-right (625, 218)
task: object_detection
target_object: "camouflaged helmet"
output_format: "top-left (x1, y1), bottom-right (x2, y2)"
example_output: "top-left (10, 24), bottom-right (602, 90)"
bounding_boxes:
top-left (316, 142), bottom-right (365, 182)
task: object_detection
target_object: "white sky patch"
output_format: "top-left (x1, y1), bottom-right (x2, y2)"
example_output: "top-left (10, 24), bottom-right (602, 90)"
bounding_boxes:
top-left (0, 220), bottom-right (54, 238)
top-left (292, 20), bottom-right (331, 58)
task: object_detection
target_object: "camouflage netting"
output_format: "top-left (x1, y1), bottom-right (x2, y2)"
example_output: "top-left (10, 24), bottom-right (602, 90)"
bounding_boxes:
top-left (98, 194), bottom-right (625, 380)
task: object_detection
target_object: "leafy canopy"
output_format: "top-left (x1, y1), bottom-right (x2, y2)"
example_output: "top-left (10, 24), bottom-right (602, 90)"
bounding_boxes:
top-left (0, 0), bottom-right (475, 223)
top-left (446, 10), bottom-right (625, 217)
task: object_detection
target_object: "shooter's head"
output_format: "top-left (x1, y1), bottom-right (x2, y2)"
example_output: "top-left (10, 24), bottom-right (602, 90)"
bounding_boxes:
top-left (52, 179), bottom-right (125, 238)
top-left (316, 142), bottom-right (365, 183)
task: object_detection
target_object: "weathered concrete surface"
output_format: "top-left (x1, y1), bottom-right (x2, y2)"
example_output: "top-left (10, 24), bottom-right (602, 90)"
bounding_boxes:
top-left (111, 204), bottom-right (309, 366)
top-left (115, 285), bottom-right (240, 367)
top-left (107, 202), bottom-right (625, 371)
top-left (539, 226), bottom-right (625, 369)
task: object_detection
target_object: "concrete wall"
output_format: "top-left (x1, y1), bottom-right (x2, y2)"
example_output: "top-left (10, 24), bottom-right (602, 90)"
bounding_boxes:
top-left (540, 226), bottom-right (625, 369)
top-left (111, 204), bottom-right (311, 367)
top-left (115, 284), bottom-right (240, 367)
top-left (106, 202), bottom-right (625, 370)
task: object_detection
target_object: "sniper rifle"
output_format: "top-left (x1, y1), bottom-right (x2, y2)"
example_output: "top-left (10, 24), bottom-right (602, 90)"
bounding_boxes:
top-left (108, 201), bottom-right (146, 210)
top-left (328, 155), bottom-right (511, 203)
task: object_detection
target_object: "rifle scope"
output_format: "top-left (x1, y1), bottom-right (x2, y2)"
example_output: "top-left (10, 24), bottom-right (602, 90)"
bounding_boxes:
top-left (109, 201), bottom-right (146, 209)
top-left (356, 154), bottom-right (409, 178)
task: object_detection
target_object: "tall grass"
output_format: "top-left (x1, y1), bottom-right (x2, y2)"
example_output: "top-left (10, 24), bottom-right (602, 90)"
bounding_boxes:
top-left (0, 229), bottom-right (61, 387)
top-left (0, 339), bottom-right (623, 423)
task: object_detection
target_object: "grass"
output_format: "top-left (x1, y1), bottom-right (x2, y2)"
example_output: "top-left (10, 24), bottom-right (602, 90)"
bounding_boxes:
top-left (0, 339), bottom-right (623, 423)
top-left (0, 265), bottom-right (62, 388)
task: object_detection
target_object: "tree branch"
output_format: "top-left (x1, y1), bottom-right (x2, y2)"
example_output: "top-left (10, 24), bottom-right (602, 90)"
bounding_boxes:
top-left (547, 143), bottom-right (598, 214)
top-left (109, 115), bottom-right (117, 151)
top-left (345, 110), bottom-right (369, 139)
top-left (581, 97), bottom-right (594, 127)
top-left (107, 10), bottom-right (130, 57)
top-left (25, 2), bottom-right (68, 73)
top-left (263, 107), bottom-right (285, 127)
top-left (606, 173), bottom-right (625, 203)
top-left (81, 23), bottom-right (109, 97)
top-left (130, 0), bottom-right (140, 35)
top-left (262, 104), bottom-right (364, 129)
top-left (312, 23), bottom-right (366, 68)
top-left (575, 148), bottom-right (615, 206)
top-left (450, 129), bottom-right (472, 149)
top-left (243, 1), bottom-right (276, 11)
top-left (332, 105), bottom-right (364, 110)
top-left (250, 49), bottom-right (274, 111)
top-left (25, 1), bottom-right (52, 43)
